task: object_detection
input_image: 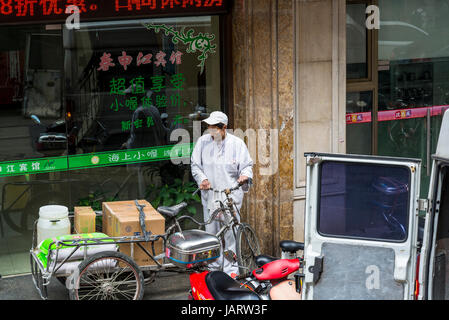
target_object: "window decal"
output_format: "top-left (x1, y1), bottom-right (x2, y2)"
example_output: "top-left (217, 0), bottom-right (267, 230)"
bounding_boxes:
top-left (144, 23), bottom-right (216, 74)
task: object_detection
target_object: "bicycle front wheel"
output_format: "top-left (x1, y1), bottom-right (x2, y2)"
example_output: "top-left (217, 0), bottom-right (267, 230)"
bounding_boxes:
top-left (236, 223), bottom-right (261, 276)
top-left (69, 251), bottom-right (144, 300)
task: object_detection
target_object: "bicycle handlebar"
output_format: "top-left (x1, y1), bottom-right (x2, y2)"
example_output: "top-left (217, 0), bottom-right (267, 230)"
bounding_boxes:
top-left (166, 179), bottom-right (253, 234)
top-left (195, 177), bottom-right (253, 194)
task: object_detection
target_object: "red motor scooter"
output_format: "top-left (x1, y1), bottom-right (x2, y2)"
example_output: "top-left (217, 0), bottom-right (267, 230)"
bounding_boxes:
top-left (188, 241), bottom-right (305, 300)
top-left (161, 182), bottom-right (304, 300)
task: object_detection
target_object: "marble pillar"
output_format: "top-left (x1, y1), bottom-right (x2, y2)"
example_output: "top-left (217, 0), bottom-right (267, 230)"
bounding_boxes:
top-left (231, 0), bottom-right (296, 256)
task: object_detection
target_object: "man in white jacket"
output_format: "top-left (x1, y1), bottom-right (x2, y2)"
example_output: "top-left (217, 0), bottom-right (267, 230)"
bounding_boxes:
top-left (191, 111), bottom-right (253, 277)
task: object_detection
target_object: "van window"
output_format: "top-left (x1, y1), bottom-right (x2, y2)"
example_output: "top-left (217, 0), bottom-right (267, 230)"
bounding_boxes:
top-left (318, 161), bottom-right (411, 242)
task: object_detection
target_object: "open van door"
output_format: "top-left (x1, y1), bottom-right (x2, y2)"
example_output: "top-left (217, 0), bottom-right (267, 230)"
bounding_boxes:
top-left (302, 152), bottom-right (422, 300)
top-left (418, 109), bottom-right (449, 300)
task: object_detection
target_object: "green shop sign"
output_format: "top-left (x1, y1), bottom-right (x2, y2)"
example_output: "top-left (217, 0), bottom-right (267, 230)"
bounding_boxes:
top-left (0, 157), bottom-right (69, 176)
top-left (0, 143), bottom-right (193, 178)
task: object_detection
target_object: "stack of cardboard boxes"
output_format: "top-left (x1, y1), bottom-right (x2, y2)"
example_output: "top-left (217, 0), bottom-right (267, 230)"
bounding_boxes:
top-left (102, 200), bottom-right (165, 266)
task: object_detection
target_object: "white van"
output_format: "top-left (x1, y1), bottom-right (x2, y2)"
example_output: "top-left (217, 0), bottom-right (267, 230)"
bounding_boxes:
top-left (302, 109), bottom-right (449, 300)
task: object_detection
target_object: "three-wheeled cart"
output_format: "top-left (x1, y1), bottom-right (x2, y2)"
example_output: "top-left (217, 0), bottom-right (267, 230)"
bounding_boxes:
top-left (30, 209), bottom-right (185, 300)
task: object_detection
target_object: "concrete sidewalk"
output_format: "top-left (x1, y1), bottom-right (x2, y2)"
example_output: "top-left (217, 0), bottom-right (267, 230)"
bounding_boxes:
top-left (0, 271), bottom-right (191, 300)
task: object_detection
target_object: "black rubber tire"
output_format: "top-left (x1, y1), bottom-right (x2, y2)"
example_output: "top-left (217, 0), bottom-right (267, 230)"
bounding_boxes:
top-left (236, 223), bottom-right (261, 276)
top-left (69, 251), bottom-right (144, 300)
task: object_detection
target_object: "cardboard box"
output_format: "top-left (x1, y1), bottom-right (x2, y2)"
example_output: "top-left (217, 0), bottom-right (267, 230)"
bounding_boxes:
top-left (102, 200), bottom-right (142, 236)
top-left (74, 206), bottom-right (96, 234)
top-left (102, 200), bottom-right (165, 266)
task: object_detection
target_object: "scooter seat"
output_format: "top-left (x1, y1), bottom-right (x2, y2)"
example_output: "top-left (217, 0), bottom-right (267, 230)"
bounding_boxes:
top-left (205, 271), bottom-right (261, 300)
top-left (255, 254), bottom-right (278, 267)
top-left (280, 240), bottom-right (304, 253)
top-left (157, 202), bottom-right (188, 218)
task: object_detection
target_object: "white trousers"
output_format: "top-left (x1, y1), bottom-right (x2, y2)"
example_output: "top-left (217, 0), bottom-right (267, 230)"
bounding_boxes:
top-left (203, 205), bottom-right (240, 276)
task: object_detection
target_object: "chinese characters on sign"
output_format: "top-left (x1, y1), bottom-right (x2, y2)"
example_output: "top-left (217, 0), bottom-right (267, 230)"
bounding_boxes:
top-left (0, 143), bottom-right (194, 177)
top-left (0, 0), bottom-right (228, 21)
top-left (107, 73), bottom-right (187, 132)
top-left (98, 50), bottom-right (183, 71)
top-left (109, 75), bottom-right (186, 109)
top-left (0, 157), bottom-right (68, 176)
top-left (121, 116), bottom-right (155, 132)
top-left (68, 143), bottom-right (194, 170)
top-left (115, 0), bottom-right (223, 11)
top-left (0, 0), bottom-right (97, 16)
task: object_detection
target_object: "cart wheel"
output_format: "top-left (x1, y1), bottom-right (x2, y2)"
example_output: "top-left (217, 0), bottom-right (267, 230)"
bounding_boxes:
top-left (236, 223), bottom-right (261, 276)
top-left (69, 251), bottom-right (144, 300)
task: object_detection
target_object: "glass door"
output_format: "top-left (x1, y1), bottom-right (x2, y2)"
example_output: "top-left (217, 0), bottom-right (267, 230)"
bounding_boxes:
top-left (346, 0), bottom-right (449, 199)
top-left (377, 0), bottom-right (449, 198)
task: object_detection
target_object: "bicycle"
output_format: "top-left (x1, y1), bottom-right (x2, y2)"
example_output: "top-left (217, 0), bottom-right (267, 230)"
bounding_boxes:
top-left (160, 179), bottom-right (261, 275)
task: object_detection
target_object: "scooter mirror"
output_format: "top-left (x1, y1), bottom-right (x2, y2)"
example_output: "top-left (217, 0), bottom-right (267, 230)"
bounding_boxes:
top-left (31, 115), bottom-right (41, 125)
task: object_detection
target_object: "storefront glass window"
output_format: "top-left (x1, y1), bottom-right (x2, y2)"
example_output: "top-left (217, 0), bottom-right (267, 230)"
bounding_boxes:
top-left (0, 15), bottom-right (225, 276)
top-left (347, 3), bottom-right (368, 79)
top-left (377, 0), bottom-right (449, 197)
top-left (346, 91), bottom-right (373, 154)
top-left (0, 24), bottom-right (71, 275)
top-left (65, 16), bottom-right (222, 213)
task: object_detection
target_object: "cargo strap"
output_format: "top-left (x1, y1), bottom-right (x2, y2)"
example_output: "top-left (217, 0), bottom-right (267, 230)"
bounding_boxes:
top-left (134, 200), bottom-right (151, 241)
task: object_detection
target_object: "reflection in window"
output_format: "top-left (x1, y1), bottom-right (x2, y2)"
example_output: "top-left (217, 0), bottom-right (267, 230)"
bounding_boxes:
top-left (347, 3), bottom-right (368, 79)
top-left (346, 91), bottom-right (372, 155)
top-left (378, 0), bottom-right (449, 110)
top-left (377, 1), bottom-right (449, 199)
top-left (64, 17), bottom-right (222, 215)
top-left (318, 161), bottom-right (410, 242)
top-left (65, 16), bottom-right (222, 154)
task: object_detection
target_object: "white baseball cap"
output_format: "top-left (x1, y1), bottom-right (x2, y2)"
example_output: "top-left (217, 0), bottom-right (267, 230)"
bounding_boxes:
top-left (202, 111), bottom-right (228, 126)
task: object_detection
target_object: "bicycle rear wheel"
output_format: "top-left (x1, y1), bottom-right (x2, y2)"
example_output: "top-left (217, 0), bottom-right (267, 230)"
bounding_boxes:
top-left (69, 251), bottom-right (144, 300)
top-left (236, 223), bottom-right (261, 276)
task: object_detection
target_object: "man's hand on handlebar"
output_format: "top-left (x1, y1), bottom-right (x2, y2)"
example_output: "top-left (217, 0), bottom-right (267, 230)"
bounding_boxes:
top-left (198, 177), bottom-right (252, 193)
top-left (237, 175), bottom-right (249, 185)
top-left (200, 179), bottom-right (211, 190)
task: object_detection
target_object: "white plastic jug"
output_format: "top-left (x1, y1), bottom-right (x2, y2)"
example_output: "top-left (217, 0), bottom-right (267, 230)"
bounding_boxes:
top-left (37, 205), bottom-right (71, 246)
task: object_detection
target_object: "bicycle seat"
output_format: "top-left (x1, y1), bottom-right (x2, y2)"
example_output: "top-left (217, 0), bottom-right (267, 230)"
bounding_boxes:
top-left (205, 271), bottom-right (261, 300)
top-left (255, 254), bottom-right (278, 267)
top-left (280, 240), bottom-right (304, 253)
top-left (157, 202), bottom-right (188, 218)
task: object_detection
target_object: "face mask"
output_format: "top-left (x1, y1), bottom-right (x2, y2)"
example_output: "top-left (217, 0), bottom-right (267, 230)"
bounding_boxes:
top-left (209, 128), bottom-right (222, 141)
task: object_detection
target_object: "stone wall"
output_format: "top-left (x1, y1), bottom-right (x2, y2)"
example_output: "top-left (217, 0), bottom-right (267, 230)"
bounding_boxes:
top-left (231, 0), bottom-right (296, 256)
